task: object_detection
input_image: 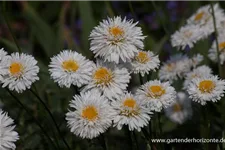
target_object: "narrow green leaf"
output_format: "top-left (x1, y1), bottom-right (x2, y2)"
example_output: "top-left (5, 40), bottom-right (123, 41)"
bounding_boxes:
top-left (78, 1), bottom-right (95, 58)
top-left (22, 2), bottom-right (56, 57)
top-left (105, 1), bottom-right (115, 17)
top-left (0, 38), bottom-right (18, 52)
top-left (153, 35), bottom-right (168, 54)
top-left (56, 2), bottom-right (69, 52)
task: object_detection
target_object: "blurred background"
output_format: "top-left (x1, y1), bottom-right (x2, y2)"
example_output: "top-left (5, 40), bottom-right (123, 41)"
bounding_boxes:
top-left (0, 1), bottom-right (225, 150)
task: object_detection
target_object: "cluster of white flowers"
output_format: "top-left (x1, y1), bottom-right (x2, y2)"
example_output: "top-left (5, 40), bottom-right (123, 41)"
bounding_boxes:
top-left (1, 3), bottom-right (225, 147)
top-left (159, 54), bottom-right (203, 82)
top-left (64, 15), bottom-right (225, 139)
top-left (63, 17), bottom-right (170, 139)
top-left (171, 3), bottom-right (225, 50)
top-left (169, 3), bottom-right (225, 107)
top-left (183, 65), bottom-right (213, 89)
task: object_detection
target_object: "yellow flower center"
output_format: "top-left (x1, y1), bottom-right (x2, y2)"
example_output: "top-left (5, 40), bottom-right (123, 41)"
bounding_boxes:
top-left (135, 51), bottom-right (150, 63)
top-left (109, 26), bottom-right (124, 37)
top-left (82, 106), bottom-right (98, 121)
top-left (219, 42), bottom-right (225, 51)
top-left (147, 85), bottom-right (165, 98)
top-left (194, 11), bottom-right (204, 21)
top-left (9, 62), bottom-right (24, 76)
top-left (123, 98), bottom-right (136, 108)
top-left (62, 60), bottom-right (79, 72)
top-left (191, 74), bottom-right (197, 78)
top-left (198, 80), bottom-right (215, 93)
top-left (121, 98), bottom-right (139, 117)
top-left (173, 103), bottom-right (182, 112)
top-left (94, 67), bottom-right (113, 85)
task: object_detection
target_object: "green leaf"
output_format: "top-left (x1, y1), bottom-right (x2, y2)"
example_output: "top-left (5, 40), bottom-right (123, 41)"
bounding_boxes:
top-left (78, 1), bottom-right (95, 58)
top-left (162, 121), bottom-right (177, 133)
top-left (0, 38), bottom-right (18, 52)
top-left (55, 3), bottom-right (68, 52)
top-left (56, 2), bottom-right (82, 53)
top-left (22, 2), bottom-right (56, 57)
top-left (191, 39), bottom-right (210, 64)
top-left (144, 36), bottom-right (156, 51)
top-left (153, 35), bottom-right (168, 54)
top-left (23, 133), bottom-right (42, 149)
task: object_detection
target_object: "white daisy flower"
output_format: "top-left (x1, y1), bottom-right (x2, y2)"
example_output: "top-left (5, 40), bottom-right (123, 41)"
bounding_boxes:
top-left (82, 61), bottom-right (131, 100)
top-left (187, 76), bottom-right (225, 105)
top-left (183, 65), bottom-right (213, 89)
top-left (130, 50), bottom-right (160, 76)
top-left (0, 52), bottom-right (39, 93)
top-left (187, 3), bottom-right (225, 37)
top-left (89, 16), bottom-right (146, 64)
top-left (112, 92), bottom-right (152, 131)
top-left (171, 24), bottom-right (203, 50)
top-left (189, 54), bottom-right (203, 68)
top-left (158, 62), bottom-right (177, 82)
top-left (0, 48), bottom-right (8, 62)
top-left (218, 20), bottom-right (225, 35)
top-left (0, 109), bottom-right (19, 150)
top-left (49, 50), bottom-right (95, 88)
top-left (208, 33), bottom-right (225, 64)
top-left (165, 92), bottom-right (192, 124)
top-left (159, 54), bottom-right (191, 82)
top-left (136, 80), bottom-right (176, 112)
top-left (0, 48), bottom-right (8, 81)
top-left (66, 90), bottom-right (116, 139)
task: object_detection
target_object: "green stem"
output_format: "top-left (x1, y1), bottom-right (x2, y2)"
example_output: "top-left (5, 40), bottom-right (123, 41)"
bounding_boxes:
top-left (157, 113), bottom-right (162, 136)
top-left (148, 120), bottom-right (153, 149)
top-left (210, 2), bottom-right (222, 77)
top-left (133, 131), bottom-right (139, 150)
top-left (128, 1), bottom-right (137, 20)
top-left (87, 139), bottom-right (94, 149)
top-left (202, 106), bottom-right (209, 150)
top-left (149, 120), bottom-right (152, 139)
top-left (157, 113), bottom-right (164, 150)
top-left (105, 1), bottom-right (114, 17)
top-left (139, 73), bottom-right (144, 85)
top-left (142, 128), bottom-right (153, 150)
top-left (6, 89), bottom-right (58, 149)
top-left (51, 123), bottom-right (61, 150)
top-left (30, 89), bottom-right (71, 150)
top-left (99, 134), bottom-right (108, 150)
top-left (210, 4), bottom-right (224, 150)
top-left (125, 126), bottom-right (134, 150)
top-left (2, 2), bottom-right (22, 53)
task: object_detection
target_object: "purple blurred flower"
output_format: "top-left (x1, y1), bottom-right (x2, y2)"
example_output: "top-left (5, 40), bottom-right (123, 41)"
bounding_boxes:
top-left (184, 45), bottom-right (191, 51)
top-left (167, 1), bottom-right (178, 10)
top-left (75, 19), bottom-right (82, 30)
top-left (125, 13), bottom-right (133, 20)
top-left (143, 13), bottom-right (159, 30)
top-left (170, 11), bottom-right (178, 22)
